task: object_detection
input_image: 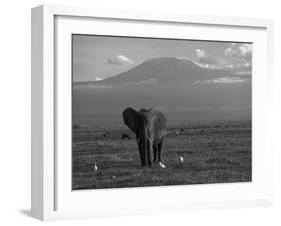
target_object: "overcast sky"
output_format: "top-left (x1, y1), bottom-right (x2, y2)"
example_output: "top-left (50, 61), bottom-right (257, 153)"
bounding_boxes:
top-left (72, 35), bottom-right (252, 82)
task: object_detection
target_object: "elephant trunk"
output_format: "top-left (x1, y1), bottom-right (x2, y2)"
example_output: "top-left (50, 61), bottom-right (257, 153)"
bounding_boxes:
top-left (141, 135), bottom-right (147, 166)
top-left (140, 130), bottom-right (152, 167)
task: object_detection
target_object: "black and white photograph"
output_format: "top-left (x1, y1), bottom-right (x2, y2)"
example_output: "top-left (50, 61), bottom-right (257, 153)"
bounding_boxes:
top-left (72, 35), bottom-right (252, 190)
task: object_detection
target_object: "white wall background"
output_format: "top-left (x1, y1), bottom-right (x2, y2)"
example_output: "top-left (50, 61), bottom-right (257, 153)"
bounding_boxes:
top-left (0, 0), bottom-right (280, 225)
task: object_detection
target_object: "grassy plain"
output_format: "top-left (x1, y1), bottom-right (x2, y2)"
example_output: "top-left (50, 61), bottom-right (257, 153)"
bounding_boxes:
top-left (72, 120), bottom-right (251, 190)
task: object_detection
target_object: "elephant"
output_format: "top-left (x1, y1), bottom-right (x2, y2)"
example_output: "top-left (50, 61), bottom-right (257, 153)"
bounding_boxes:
top-left (122, 107), bottom-right (167, 167)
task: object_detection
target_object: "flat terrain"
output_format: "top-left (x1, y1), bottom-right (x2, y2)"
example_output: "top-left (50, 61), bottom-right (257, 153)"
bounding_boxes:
top-left (72, 120), bottom-right (251, 190)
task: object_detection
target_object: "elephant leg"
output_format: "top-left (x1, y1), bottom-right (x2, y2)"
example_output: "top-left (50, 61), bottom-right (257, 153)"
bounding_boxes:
top-left (146, 139), bottom-right (152, 167)
top-left (142, 137), bottom-right (148, 167)
top-left (137, 139), bottom-right (145, 166)
top-left (153, 145), bottom-right (158, 163)
top-left (157, 139), bottom-right (163, 163)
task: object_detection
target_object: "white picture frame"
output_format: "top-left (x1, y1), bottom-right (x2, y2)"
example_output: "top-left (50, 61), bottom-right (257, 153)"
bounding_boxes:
top-left (31, 4), bottom-right (274, 221)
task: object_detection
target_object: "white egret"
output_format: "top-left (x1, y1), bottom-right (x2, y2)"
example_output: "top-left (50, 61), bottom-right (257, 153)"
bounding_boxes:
top-left (94, 162), bottom-right (98, 171)
top-left (159, 162), bottom-right (166, 168)
top-left (180, 156), bottom-right (184, 162)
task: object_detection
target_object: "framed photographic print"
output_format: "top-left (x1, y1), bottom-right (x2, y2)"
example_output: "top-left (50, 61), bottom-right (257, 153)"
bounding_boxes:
top-left (31, 4), bottom-right (274, 221)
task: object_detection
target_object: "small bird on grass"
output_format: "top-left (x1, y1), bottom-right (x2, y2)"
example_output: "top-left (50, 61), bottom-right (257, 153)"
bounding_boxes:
top-left (180, 156), bottom-right (184, 162)
top-left (159, 162), bottom-right (166, 168)
top-left (94, 162), bottom-right (98, 171)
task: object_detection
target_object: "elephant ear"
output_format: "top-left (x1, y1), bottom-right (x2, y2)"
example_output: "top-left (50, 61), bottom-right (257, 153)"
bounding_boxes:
top-left (122, 108), bottom-right (138, 134)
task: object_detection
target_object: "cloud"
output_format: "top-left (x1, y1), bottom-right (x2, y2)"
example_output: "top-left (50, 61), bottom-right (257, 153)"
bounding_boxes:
top-left (107, 55), bottom-right (134, 65)
top-left (234, 62), bottom-right (252, 71)
top-left (222, 62), bottom-right (252, 76)
top-left (189, 46), bottom-right (252, 76)
top-left (194, 61), bottom-right (252, 72)
top-left (193, 49), bottom-right (252, 73)
top-left (234, 71), bottom-right (251, 76)
top-left (195, 49), bottom-right (223, 65)
top-left (95, 76), bottom-right (103, 81)
top-left (194, 76), bottom-right (249, 84)
top-left (90, 78), bottom-right (157, 89)
top-left (176, 57), bottom-right (191, 61)
top-left (178, 57), bottom-right (220, 69)
top-left (224, 43), bottom-right (252, 60)
top-left (136, 78), bottom-right (158, 84)
top-left (123, 78), bottom-right (158, 86)
top-left (211, 77), bottom-right (247, 83)
top-left (90, 84), bottom-right (113, 89)
top-left (196, 49), bottom-right (206, 58)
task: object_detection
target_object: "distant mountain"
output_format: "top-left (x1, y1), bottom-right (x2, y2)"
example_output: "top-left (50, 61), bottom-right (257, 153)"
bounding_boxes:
top-left (73, 57), bottom-right (251, 125)
top-left (74, 57), bottom-right (241, 86)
